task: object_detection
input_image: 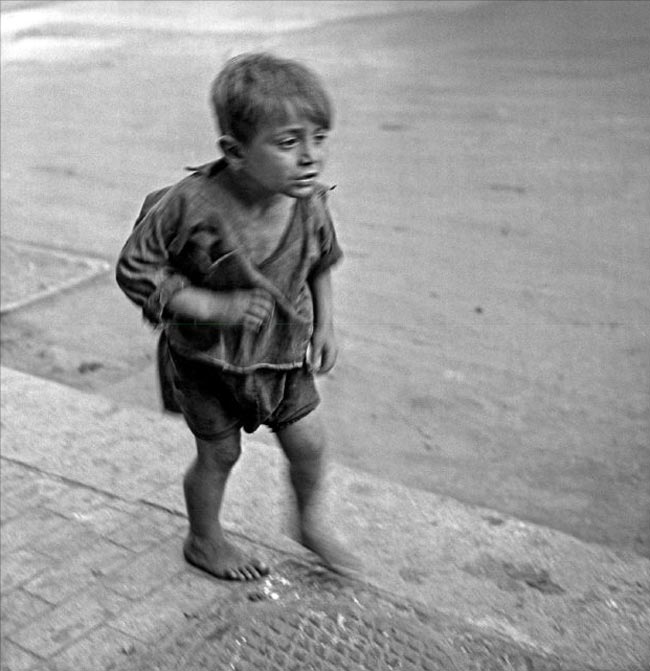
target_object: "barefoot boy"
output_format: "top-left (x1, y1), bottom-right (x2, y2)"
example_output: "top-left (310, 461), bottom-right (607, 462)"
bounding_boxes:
top-left (116, 52), bottom-right (356, 580)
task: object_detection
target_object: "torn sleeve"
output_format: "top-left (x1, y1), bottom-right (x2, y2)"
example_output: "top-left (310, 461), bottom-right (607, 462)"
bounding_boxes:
top-left (308, 188), bottom-right (343, 280)
top-left (115, 189), bottom-right (191, 326)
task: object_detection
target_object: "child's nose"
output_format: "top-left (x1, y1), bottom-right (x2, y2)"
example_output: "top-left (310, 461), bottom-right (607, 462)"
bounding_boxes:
top-left (299, 140), bottom-right (318, 164)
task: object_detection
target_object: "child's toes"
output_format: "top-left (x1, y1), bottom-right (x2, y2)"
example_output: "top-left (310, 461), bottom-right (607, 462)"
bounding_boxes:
top-left (254, 561), bottom-right (270, 576)
top-left (241, 567), bottom-right (257, 581)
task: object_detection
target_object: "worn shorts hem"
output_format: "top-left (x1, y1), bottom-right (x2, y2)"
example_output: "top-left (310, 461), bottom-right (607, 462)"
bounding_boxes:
top-left (268, 400), bottom-right (320, 433)
top-left (186, 422), bottom-right (242, 443)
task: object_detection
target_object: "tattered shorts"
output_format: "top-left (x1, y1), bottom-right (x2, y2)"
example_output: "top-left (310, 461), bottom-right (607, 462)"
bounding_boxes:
top-left (166, 344), bottom-right (320, 441)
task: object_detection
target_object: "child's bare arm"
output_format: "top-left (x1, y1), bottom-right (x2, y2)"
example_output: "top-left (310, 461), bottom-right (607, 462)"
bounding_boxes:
top-left (166, 287), bottom-right (274, 331)
top-left (117, 192), bottom-right (274, 330)
top-left (308, 269), bottom-right (338, 374)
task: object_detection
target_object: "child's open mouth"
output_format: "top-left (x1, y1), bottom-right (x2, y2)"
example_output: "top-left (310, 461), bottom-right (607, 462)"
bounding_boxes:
top-left (295, 173), bottom-right (317, 186)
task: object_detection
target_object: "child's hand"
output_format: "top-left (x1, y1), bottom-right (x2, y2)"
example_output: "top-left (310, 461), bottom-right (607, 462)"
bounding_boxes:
top-left (209, 289), bottom-right (275, 330)
top-left (309, 325), bottom-right (338, 374)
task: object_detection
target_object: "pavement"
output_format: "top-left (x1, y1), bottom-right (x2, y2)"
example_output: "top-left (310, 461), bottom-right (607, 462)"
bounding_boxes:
top-left (1, 366), bottom-right (649, 671)
top-left (0, 238), bottom-right (110, 315)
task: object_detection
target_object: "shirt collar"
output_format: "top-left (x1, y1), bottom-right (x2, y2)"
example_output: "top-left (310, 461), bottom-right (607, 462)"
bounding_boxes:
top-left (184, 158), bottom-right (227, 177)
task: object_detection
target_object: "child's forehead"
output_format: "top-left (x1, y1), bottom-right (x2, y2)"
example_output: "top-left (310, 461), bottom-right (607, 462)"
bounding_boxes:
top-left (258, 110), bottom-right (325, 134)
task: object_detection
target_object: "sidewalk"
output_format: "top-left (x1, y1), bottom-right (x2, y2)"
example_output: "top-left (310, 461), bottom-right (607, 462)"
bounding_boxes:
top-left (1, 366), bottom-right (648, 671)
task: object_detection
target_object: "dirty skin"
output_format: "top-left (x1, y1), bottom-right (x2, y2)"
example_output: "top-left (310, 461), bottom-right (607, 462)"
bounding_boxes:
top-left (182, 422), bottom-right (360, 582)
top-left (183, 511), bottom-right (361, 582)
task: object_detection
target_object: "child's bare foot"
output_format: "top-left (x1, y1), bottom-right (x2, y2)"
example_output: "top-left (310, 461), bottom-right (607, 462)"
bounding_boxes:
top-left (299, 520), bottom-right (362, 577)
top-left (183, 532), bottom-right (270, 581)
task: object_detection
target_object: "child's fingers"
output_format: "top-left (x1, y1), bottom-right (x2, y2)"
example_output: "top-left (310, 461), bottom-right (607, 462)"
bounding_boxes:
top-left (250, 288), bottom-right (274, 307)
top-left (249, 304), bottom-right (274, 325)
top-left (309, 342), bottom-right (323, 372)
top-left (249, 290), bottom-right (275, 319)
top-left (242, 310), bottom-right (267, 329)
top-left (318, 344), bottom-right (337, 374)
top-left (242, 293), bottom-right (275, 330)
top-left (305, 343), bottom-right (315, 372)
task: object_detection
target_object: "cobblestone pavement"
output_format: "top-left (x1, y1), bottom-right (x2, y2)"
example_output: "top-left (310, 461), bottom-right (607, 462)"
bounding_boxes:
top-left (1, 458), bottom-right (594, 671)
top-left (2, 367), bottom-right (649, 671)
top-left (1, 458), bottom-right (283, 671)
top-left (111, 558), bottom-right (576, 671)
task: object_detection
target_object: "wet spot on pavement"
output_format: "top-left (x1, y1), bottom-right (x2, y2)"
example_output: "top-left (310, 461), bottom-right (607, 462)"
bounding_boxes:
top-left (488, 183), bottom-right (527, 195)
top-left (463, 554), bottom-right (565, 595)
top-left (348, 482), bottom-right (375, 497)
top-left (482, 515), bottom-right (505, 526)
top-left (409, 395), bottom-right (436, 411)
top-left (380, 122), bottom-right (407, 131)
top-left (78, 361), bottom-right (104, 374)
top-left (33, 164), bottom-right (79, 178)
top-left (399, 566), bottom-right (430, 585)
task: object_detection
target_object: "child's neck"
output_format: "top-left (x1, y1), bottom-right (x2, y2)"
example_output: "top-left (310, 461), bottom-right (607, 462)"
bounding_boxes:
top-left (220, 165), bottom-right (292, 216)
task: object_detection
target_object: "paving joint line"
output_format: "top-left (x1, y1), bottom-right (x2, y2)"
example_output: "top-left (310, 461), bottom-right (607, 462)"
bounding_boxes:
top-left (0, 236), bottom-right (112, 315)
top-left (0, 455), bottom-right (152, 510)
top-left (2, 453), bottom-right (399, 629)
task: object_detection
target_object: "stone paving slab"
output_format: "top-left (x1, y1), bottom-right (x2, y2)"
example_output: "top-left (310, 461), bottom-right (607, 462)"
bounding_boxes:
top-left (111, 558), bottom-right (587, 671)
top-left (1, 367), bottom-right (649, 671)
top-left (0, 460), bottom-right (269, 671)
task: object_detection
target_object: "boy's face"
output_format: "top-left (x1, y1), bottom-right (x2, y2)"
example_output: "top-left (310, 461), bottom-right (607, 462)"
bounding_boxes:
top-left (231, 112), bottom-right (329, 199)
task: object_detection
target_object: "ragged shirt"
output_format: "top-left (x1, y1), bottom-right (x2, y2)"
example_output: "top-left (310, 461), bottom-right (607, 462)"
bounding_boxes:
top-left (115, 159), bottom-right (343, 373)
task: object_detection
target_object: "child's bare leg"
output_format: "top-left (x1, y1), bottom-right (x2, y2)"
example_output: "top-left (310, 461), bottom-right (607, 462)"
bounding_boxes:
top-left (183, 433), bottom-right (269, 580)
top-left (276, 412), bottom-right (360, 574)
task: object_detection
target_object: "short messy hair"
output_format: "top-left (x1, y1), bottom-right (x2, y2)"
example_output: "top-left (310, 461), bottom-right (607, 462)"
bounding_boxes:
top-left (210, 52), bottom-right (333, 144)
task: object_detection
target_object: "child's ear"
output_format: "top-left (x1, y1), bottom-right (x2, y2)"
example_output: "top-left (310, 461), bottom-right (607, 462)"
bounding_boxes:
top-left (218, 135), bottom-right (244, 166)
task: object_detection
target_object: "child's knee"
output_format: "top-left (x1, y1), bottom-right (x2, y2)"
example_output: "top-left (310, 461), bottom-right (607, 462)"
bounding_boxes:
top-left (196, 434), bottom-right (241, 468)
top-left (294, 433), bottom-right (326, 465)
top-left (277, 411), bottom-right (327, 463)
